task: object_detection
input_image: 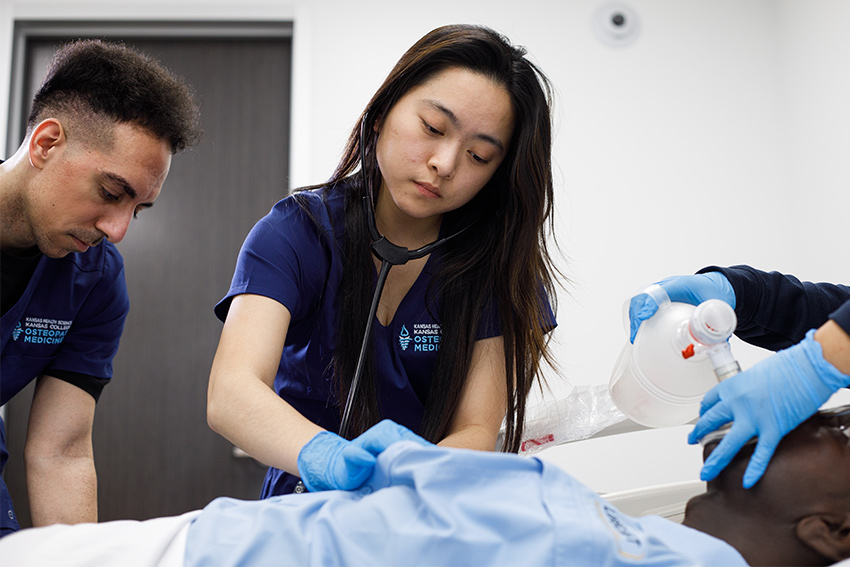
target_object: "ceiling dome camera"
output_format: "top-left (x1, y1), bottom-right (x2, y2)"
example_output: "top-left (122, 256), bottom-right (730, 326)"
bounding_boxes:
top-left (593, 3), bottom-right (641, 48)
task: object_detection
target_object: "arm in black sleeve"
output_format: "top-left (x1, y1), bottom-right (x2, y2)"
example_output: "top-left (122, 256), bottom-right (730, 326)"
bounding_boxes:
top-left (698, 265), bottom-right (850, 351)
top-left (46, 370), bottom-right (109, 402)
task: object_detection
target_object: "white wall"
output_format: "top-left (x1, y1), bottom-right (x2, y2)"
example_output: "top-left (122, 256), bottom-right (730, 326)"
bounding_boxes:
top-left (2, 0), bottom-right (848, 400)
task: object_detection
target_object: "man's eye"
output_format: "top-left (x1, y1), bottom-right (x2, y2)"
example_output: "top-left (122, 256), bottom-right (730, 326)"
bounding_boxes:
top-left (101, 188), bottom-right (120, 201)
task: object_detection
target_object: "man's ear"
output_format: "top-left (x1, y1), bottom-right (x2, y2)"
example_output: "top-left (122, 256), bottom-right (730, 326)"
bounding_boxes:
top-left (796, 514), bottom-right (850, 562)
top-left (28, 119), bottom-right (65, 169)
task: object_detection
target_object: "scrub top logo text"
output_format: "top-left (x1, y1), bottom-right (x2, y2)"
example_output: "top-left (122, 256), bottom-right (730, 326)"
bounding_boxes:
top-left (399, 323), bottom-right (441, 352)
top-left (14, 316), bottom-right (72, 345)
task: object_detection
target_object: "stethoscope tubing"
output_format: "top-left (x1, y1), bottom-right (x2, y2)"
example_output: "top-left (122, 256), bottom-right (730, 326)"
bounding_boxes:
top-left (339, 254), bottom-right (391, 437)
top-left (338, 115), bottom-right (467, 438)
top-left (292, 115), bottom-right (483, 493)
top-left (338, 198), bottom-right (455, 437)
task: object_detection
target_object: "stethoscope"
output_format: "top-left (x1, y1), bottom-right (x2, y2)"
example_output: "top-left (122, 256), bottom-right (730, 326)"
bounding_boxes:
top-left (338, 114), bottom-right (476, 438)
top-left (293, 115), bottom-right (479, 494)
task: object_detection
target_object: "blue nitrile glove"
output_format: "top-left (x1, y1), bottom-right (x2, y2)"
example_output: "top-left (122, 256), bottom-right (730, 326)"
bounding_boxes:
top-left (628, 272), bottom-right (736, 343)
top-left (688, 329), bottom-right (850, 488)
top-left (297, 420), bottom-right (431, 492)
top-left (349, 419), bottom-right (432, 455)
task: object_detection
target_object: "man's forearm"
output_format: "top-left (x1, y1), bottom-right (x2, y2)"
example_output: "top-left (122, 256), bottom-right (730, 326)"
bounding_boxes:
top-left (27, 452), bottom-right (97, 527)
top-left (814, 319), bottom-right (850, 376)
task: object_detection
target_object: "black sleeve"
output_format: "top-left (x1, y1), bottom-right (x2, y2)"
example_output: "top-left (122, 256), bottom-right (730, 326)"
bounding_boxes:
top-left (45, 369), bottom-right (109, 402)
top-left (829, 299), bottom-right (850, 338)
top-left (698, 265), bottom-right (850, 351)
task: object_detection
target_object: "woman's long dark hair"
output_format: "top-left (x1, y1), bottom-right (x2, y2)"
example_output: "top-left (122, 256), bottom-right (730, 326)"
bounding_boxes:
top-left (299, 24), bottom-right (558, 452)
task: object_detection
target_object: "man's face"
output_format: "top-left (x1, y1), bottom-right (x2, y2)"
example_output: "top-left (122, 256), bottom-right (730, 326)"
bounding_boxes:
top-left (26, 121), bottom-right (171, 258)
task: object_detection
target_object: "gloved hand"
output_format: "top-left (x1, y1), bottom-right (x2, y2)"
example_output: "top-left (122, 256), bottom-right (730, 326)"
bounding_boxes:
top-left (297, 420), bottom-right (432, 492)
top-left (628, 272), bottom-right (736, 343)
top-left (688, 329), bottom-right (850, 488)
top-left (349, 419), bottom-right (432, 455)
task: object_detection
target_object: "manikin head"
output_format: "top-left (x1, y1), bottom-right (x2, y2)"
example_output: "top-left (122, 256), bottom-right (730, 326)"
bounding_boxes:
top-left (684, 405), bottom-right (850, 566)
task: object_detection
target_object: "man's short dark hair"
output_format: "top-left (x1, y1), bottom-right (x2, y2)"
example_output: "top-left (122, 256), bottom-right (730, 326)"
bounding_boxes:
top-left (28, 38), bottom-right (202, 153)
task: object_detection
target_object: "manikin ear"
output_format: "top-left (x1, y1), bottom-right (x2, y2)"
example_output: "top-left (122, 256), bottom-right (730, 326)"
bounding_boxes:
top-left (28, 119), bottom-right (65, 169)
top-left (796, 514), bottom-right (850, 562)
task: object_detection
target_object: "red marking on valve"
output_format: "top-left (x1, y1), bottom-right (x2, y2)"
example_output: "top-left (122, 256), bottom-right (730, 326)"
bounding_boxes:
top-left (682, 344), bottom-right (695, 359)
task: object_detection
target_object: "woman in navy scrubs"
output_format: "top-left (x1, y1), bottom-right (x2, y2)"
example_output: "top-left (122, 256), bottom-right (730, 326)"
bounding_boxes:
top-left (208, 24), bottom-right (559, 496)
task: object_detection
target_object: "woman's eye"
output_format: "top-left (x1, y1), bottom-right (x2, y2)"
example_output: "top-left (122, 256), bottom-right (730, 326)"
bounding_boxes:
top-left (423, 120), bottom-right (443, 135)
top-left (470, 151), bottom-right (490, 165)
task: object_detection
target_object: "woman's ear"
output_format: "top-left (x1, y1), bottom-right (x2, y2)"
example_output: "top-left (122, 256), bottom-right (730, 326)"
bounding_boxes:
top-left (796, 514), bottom-right (850, 562)
top-left (28, 119), bottom-right (65, 169)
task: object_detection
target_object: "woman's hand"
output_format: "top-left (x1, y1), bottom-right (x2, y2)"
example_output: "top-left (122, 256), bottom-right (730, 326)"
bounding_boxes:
top-left (297, 420), bottom-right (432, 491)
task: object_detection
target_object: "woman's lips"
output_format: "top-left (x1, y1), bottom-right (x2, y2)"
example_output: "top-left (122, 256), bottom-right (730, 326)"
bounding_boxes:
top-left (414, 181), bottom-right (440, 199)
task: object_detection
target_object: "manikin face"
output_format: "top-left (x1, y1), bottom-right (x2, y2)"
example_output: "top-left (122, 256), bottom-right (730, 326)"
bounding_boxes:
top-left (24, 120), bottom-right (171, 258)
top-left (762, 406), bottom-right (850, 504)
top-left (694, 406), bottom-right (850, 565)
top-left (374, 66), bottom-right (515, 228)
top-left (711, 405), bottom-right (850, 507)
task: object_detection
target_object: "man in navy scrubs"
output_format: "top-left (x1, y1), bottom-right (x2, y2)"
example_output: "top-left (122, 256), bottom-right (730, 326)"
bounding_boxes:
top-left (0, 39), bottom-right (200, 537)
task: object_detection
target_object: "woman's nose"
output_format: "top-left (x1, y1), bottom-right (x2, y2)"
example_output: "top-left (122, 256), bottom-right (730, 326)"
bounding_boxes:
top-left (428, 143), bottom-right (459, 179)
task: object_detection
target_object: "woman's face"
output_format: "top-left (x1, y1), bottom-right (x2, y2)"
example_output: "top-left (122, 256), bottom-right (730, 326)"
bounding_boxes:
top-left (374, 66), bottom-right (514, 228)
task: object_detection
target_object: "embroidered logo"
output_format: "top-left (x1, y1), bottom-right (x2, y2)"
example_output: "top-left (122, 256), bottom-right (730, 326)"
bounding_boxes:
top-left (14, 317), bottom-right (72, 345)
top-left (399, 325), bottom-right (412, 350)
top-left (405, 323), bottom-right (441, 353)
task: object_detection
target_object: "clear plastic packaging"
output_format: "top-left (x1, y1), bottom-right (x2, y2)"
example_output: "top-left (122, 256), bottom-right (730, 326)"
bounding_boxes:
top-left (609, 286), bottom-right (740, 428)
top-left (500, 384), bottom-right (627, 455)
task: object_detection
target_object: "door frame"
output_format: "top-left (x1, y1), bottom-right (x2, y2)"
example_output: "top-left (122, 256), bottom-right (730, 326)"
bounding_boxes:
top-left (5, 20), bottom-right (293, 155)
